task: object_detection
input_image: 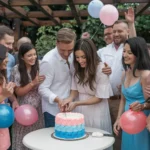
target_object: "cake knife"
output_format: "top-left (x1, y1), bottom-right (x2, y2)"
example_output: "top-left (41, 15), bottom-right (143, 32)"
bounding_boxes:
top-left (87, 132), bottom-right (114, 137)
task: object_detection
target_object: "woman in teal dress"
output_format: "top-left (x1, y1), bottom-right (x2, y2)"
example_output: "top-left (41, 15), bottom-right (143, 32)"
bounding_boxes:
top-left (114, 37), bottom-right (150, 150)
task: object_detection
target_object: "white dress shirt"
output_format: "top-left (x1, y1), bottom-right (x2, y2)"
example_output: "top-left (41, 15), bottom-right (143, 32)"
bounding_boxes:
top-left (97, 43), bottom-right (124, 95)
top-left (39, 47), bottom-right (72, 116)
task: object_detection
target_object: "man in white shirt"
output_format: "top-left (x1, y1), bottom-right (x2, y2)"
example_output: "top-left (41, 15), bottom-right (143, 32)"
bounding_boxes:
top-left (39, 28), bottom-right (76, 127)
top-left (97, 11), bottom-right (136, 149)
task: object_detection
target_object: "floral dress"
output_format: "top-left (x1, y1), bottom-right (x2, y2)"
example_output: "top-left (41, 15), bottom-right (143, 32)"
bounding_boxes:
top-left (11, 65), bottom-right (44, 150)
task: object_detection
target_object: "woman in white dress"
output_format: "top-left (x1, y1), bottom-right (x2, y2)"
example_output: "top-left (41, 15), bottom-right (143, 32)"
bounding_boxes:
top-left (62, 38), bottom-right (113, 135)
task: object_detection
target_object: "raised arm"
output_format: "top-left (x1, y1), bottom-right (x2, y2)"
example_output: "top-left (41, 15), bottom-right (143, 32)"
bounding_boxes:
top-left (125, 7), bottom-right (137, 37)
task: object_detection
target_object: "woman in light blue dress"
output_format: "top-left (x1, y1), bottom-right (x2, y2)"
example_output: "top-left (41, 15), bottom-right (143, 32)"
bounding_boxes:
top-left (114, 37), bottom-right (150, 150)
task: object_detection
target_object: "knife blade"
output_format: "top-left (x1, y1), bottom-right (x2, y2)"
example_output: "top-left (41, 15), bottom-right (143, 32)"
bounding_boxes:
top-left (87, 132), bottom-right (114, 137)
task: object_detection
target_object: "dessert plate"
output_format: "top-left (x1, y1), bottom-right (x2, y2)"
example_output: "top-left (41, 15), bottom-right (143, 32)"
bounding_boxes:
top-left (51, 132), bottom-right (89, 141)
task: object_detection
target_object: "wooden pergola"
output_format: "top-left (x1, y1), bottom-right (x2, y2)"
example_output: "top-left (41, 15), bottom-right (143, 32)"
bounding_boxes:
top-left (0, 0), bottom-right (149, 47)
top-left (0, 0), bottom-right (150, 27)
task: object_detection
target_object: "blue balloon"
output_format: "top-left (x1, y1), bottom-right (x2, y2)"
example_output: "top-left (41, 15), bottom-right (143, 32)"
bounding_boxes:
top-left (0, 104), bottom-right (15, 128)
top-left (88, 0), bottom-right (104, 18)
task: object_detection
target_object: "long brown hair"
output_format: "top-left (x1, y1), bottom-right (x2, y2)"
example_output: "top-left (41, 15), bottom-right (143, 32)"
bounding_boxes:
top-left (73, 38), bottom-right (100, 90)
top-left (18, 43), bottom-right (39, 86)
top-left (0, 44), bottom-right (8, 84)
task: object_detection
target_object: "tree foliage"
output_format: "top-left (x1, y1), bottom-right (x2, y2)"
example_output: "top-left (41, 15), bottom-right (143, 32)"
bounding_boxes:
top-left (135, 15), bottom-right (150, 42)
top-left (35, 22), bottom-right (78, 56)
top-left (35, 4), bottom-right (150, 55)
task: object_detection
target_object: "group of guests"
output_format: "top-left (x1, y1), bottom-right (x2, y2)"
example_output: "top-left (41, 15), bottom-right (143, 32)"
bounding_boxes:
top-left (0, 26), bottom-right (45, 150)
top-left (0, 7), bottom-right (150, 150)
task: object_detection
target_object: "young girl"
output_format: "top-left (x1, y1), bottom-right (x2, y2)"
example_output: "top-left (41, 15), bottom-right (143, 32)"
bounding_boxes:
top-left (11, 43), bottom-right (45, 150)
top-left (114, 37), bottom-right (150, 150)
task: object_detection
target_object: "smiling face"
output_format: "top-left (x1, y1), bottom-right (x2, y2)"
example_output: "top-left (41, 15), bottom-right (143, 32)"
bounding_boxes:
top-left (22, 48), bottom-right (37, 67)
top-left (57, 41), bottom-right (74, 60)
top-left (123, 43), bottom-right (136, 67)
top-left (75, 50), bottom-right (87, 68)
top-left (0, 52), bottom-right (8, 70)
top-left (113, 22), bottom-right (129, 46)
top-left (104, 27), bottom-right (113, 45)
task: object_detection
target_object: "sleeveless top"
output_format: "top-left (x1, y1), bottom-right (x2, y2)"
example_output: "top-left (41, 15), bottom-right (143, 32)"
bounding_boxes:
top-left (122, 75), bottom-right (149, 115)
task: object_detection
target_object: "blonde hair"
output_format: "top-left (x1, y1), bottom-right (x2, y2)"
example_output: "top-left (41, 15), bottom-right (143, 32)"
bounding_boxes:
top-left (17, 37), bottom-right (31, 50)
top-left (57, 28), bottom-right (76, 43)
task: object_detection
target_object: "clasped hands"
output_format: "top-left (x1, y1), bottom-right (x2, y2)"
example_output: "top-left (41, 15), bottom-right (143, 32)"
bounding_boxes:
top-left (0, 77), bottom-right (19, 110)
top-left (57, 98), bottom-right (77, 112)
top-left (1, 77), bottom-right (15, 99)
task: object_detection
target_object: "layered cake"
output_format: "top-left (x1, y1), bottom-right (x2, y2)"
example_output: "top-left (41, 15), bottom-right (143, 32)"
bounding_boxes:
top-left (55, 112), bottom-right (85, 139)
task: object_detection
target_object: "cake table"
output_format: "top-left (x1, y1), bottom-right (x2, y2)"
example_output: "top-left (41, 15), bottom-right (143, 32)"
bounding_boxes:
top-left (23, 127), bottom-right (115, 150)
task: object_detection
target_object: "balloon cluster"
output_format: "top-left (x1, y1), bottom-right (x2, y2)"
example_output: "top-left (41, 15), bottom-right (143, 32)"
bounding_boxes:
top-left (88, 0), bottom-right (103, 18)
top-left (0, 104), bottom-right (38, 128)
top-left (88, 0), bottom-right (119, 26)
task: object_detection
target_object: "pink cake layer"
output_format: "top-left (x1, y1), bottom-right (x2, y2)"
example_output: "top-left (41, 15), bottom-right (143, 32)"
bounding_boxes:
top-left (55, 113), bottom-right (84, 126)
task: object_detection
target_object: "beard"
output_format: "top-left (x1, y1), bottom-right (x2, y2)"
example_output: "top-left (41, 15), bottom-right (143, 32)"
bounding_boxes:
top-left (114, 36), bottom-right (128, 46)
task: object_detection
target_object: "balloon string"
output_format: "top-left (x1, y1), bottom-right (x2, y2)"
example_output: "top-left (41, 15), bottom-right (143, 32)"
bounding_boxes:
top-left (135, 97), bottom-right (150, 105)
top-left (142, 97), bottom-right (150, 103)
top-left (91, 23), bottom-right (102, 40)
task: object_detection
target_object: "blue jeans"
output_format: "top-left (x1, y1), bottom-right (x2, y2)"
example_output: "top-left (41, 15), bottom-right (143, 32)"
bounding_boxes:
top-left (44, 112), bottom-right (55, 127)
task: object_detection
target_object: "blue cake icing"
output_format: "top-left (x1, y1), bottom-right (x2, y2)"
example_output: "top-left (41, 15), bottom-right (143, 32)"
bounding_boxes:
top-left (55, 129), bottom-right (85, 139)
top-left (54, 113), bottom-right (85, 139)
top-left (55, 124), bottom-right (85, 139)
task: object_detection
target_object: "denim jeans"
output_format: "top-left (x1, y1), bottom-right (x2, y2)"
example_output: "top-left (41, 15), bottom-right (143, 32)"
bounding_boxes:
top-left (44, 112), bottom-right (55, 128)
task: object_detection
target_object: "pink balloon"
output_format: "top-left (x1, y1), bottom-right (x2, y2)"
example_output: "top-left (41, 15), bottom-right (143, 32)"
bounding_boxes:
top-left (120, 109), bottom-right (147, 134)
top-left (99, 4), bottom-right (119, 26)
top-left (15, 104), bottom-right (38, 126)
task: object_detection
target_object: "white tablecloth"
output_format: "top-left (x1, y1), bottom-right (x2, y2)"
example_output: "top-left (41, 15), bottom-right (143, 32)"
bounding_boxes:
top-left (23, 127), bottom-right (115, 150)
